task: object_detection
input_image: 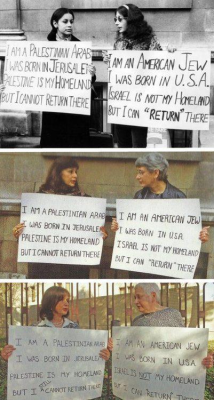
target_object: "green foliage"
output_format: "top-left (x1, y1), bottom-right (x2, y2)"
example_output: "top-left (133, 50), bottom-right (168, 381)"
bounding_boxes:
top-left (0, 338), bottom-right (7, 400)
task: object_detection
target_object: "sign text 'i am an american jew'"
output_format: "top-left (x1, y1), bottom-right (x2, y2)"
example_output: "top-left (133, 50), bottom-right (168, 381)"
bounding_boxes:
top-left (112, 326), bottom-right (208, 400)
top-left (111, 199), bottom-right (201, 278)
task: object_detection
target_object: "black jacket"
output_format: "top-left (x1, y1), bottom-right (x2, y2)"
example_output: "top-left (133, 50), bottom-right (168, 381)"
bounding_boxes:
top-left (134, 181), bottom-right (186, 199)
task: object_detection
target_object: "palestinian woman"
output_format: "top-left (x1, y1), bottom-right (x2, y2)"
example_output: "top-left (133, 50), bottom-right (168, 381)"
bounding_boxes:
top-left (103, 4), bottom-right (162, 148)
top-left (111, 153), bottom-right (210, 278)
top-left (1, 286), bottom-right (110, 363)
top-left (40, 8), bottom-right (96, 148)
top-left (13, 157), bottom-right (107, 279)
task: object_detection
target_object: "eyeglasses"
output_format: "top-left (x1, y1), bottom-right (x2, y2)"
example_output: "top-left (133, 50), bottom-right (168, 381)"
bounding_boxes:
top-left (114, 16), bottom-right (127, 22)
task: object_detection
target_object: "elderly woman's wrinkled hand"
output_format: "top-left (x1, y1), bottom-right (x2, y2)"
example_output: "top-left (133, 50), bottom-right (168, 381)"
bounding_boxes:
top-left (100, 226), bottom-right (108, 240)
top-left (12, 222), bottom-right (26, 239)
top-left (202, 353), bottom-right (213, 369)
top-left (99, 348), bottom-right (110, 361)
top-left (1, 345), bottom-right (16, 361)
top-left (111, 218), bottom-right (119, 232)
top-left (199, 226), bottom-right (210, 243)
top-left (107, 338), bottom-right (113, 352)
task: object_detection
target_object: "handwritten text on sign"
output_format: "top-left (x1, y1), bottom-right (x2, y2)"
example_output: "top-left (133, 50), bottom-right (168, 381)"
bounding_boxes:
top-left (18, 193), bottom-right (106, 265)
top-left (8, 326), bottom-right (108, 400)
top-left (108, 50), bottom-right (210, 130)
top-left (1, 41), bottom-right (92, 114)
top-left (112, 326), bottom-right (208, 400)
top-left (111, 199), bottom-right (201, 278)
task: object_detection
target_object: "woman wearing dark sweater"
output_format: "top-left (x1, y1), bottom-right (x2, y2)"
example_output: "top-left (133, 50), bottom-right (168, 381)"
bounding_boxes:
top-left (40, 8), bottom-right (96, 148)
top-left (13, 157), bottom-right (107, 279)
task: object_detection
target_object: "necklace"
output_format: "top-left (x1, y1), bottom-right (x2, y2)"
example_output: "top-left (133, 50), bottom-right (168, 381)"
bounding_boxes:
top-left (52, 319), bottom-right (64, 328)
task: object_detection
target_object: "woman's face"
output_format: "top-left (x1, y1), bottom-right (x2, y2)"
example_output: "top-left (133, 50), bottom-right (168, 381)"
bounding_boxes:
top-left (134, 287), bottom-right (155, 313)
top-left (53, 13), bottom-right (74, 37)
top-left (61, 167), bottom-right (78, 187)
top-left (136, 166), bottom-right (159, 188)
top-left (53, 294), bottom-right (70, 317)
top-left (114, 11), bottom-right (128, 33)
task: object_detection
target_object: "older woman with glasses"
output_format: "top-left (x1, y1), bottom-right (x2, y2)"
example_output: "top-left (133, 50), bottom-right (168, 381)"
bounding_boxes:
top-left (107, 283), bottom-right (213, 369)
top-left (111, 153), bottom-right (210, 278)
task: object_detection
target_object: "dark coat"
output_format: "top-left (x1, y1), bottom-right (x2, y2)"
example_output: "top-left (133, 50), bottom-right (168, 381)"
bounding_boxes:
top-left (130, 181), bottom-right (186, 280)
top-left (40, 32), bottom-right (95, 148)
top-left (134, 181), bottom-right (186, 199)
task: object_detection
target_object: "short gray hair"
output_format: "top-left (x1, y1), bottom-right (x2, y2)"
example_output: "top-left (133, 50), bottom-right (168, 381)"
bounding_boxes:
top-left (135, 153), bottom-right (169, 182)
top-left (135, 283), bottom-right (160, 303)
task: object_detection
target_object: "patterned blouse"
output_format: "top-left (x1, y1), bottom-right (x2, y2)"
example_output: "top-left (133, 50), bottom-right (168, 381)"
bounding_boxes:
top-left (114, 35), bottom-right (162, 51)
top-left (132, 308), bottom-right (184, 327)
top-left (33, 318), bottom-right (79, 329)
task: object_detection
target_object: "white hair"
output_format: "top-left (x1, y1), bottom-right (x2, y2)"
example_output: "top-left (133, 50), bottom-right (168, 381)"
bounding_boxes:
top-left (135, 283), bottom-right (160, 303)
top-left (135, 153), bottom-right (169, 182)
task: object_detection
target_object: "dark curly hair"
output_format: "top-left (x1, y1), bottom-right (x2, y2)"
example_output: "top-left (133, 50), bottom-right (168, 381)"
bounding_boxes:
top-left (116, 4), bottom-right (154, 45)
top-left (40, 286), bottom-right (70, 321)
top-left (39, 156), bottom-right (80, 194)
top-left (47, 8), bottom-right (75, 40)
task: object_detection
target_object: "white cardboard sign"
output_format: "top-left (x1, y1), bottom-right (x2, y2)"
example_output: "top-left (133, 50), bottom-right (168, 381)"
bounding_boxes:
top-left (111, 199), bottom-right (201, 278)
top-left (1, 41), bottom-right (92, 114)
top-left (18, 193), bottom-right (106, 265)
top-left (113, 326), bottom-right (208, 400)
top-left (107, 50), bottom-right (210, 130)
top-left (8, 326), bottom-right (108, 400)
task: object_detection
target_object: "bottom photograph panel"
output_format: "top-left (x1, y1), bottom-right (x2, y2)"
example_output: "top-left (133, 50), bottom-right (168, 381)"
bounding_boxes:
top-left (0, 281), bottom-right (214, 400)
top-left (0, 151), bottom-right (214, 281)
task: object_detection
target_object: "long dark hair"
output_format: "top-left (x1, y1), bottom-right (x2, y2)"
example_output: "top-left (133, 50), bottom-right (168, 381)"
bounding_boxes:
top-left (40, 286), bottom-right (70, 321)
top-left (47, 8), bottom-right (75, 40)
top-left (116, 4), bottom-right (153, 45)
top-left (39, 157), bottom-right (80, 194)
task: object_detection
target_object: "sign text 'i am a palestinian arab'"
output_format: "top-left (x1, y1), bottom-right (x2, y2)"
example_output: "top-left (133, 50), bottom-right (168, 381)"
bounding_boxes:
top-left (18, 193), bottom-right (106, 265)
top-left (1, 41), bottom-right (92, 114)
top-left (8, 326), bottom-right (108, 400)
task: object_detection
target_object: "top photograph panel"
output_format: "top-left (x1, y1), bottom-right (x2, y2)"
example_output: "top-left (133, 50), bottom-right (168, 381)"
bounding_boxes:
top-left (0, 1), bottom-right (213, 148)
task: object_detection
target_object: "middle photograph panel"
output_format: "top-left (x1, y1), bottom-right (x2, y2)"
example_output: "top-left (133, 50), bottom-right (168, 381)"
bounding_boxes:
top-left (1, 151), bottom-right (213, 280)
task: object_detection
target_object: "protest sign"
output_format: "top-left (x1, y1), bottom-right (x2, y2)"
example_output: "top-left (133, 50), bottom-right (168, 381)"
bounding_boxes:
top-left (1, 41), bottom-right (92, 114)
top-left (107, 50), bottom-right (210, 130)
top-left (18, 193), bottom-right (106, 265)
top-left (8, 326), bottom-right (108, 400)
top-left (113, 326), bottom-right (208, 400)
top-left (111, 199), bottom-right (201, 278)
